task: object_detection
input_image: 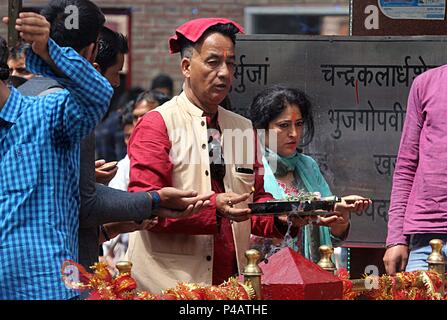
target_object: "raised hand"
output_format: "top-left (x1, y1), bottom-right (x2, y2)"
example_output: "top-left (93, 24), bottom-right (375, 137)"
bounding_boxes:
top-left (3, 13), bottom-right (50, 60)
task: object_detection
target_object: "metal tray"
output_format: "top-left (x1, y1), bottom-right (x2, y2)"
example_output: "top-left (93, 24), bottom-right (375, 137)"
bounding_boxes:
top-left (248, 199), bottom-right (338, 215)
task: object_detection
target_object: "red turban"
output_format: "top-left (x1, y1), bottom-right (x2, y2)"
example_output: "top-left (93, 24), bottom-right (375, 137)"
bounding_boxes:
top-left (168, 17), bottom-right (244, 54)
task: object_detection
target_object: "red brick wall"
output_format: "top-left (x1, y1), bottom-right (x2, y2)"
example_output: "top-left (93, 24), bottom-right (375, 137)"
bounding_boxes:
top-left (0, 0), bottom-right (347, 91)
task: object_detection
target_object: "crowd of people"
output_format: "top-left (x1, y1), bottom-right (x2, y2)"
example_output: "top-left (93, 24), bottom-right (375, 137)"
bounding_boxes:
top-left (2, 0), bottom-right (438, 300)
top-left (0, 0), bottom-right (211, 300)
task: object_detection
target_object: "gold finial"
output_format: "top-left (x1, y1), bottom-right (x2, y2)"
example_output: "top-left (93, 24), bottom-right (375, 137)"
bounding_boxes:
top-left (116, 261), bottom-right (133, 275)
top-left (427, 239), bottom-right (446, 273)
top-left (427, 239), bottom-right (445, 264)
top-left (317, 245), bottom-right (336, 274)
top-left (244, 249), bottom-right (263, 275)
top-left (242, 249), bottom-right (263, 300)
top-left (427, 239), bottom-right (445, 296)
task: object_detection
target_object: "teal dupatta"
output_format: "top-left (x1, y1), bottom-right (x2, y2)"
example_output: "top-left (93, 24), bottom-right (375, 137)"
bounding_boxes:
top-left (262, 150), bottom-right (334, 262)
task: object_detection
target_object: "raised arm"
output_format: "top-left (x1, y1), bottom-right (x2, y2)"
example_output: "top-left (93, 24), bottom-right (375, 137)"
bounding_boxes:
top-left (11, 12), bottom-right (113, 143)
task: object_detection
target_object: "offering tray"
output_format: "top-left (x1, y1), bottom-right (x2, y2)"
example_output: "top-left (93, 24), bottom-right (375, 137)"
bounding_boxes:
top-left (248, 196), bottom-right (342, 215)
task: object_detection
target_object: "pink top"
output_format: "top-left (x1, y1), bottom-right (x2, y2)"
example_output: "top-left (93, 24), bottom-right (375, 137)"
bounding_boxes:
top-left (387, 65), bottom-right (447, 246)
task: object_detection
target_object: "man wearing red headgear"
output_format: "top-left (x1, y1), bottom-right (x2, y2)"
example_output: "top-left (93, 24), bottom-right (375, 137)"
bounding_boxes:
top-left (126, 18), bottom-right (291, 293)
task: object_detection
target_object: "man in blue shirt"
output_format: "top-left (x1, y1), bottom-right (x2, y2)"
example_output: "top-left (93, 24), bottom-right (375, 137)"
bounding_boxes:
top-left (0, 1), bottom-right (113, 299)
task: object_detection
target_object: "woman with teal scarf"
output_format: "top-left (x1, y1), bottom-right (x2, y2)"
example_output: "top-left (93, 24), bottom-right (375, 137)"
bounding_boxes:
top-left (249, 85), bottom-right (371, 263)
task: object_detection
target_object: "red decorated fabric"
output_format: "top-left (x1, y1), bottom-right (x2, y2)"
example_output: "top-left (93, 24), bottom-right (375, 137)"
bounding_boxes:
top-left (336, 268), bottom-right (445, 300)
top-left (61, 260), bottom-right (254, 300)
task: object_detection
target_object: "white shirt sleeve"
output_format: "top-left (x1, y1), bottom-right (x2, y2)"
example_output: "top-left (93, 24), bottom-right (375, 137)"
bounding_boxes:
top-left (108, 154), bottom-right (130, 191)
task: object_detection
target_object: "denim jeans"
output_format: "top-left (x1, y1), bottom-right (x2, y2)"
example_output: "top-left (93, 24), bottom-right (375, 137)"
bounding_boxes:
top-left (334, 247), bottom-right (348, 270)
top-left (406, 234), bottom-right (447, 272)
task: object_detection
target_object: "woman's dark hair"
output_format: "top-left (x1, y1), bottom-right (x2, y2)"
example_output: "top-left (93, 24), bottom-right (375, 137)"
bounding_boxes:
top-left (96, 27), bottom-right (129, 74)
top-left (249, 85), bottom-right (315, 146)
top-left (41, 0), bottom-right (105, 52)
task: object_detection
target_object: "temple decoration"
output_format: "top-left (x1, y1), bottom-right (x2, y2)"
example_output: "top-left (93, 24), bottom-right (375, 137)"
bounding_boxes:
top-left (258, 247), bottom-right (344, 300)
top-left (242, 249), bottom-right (263, 300)
top-left (60, 239), bottom-right (447, 300)
top-left (335, 239), bottom-right (447, 300)
top-left (61, 260), bottom-right (254, 300)
top-left (337, 269), bottom-right (444, 300)
top-left (317, 245), bottom-right (336, 274)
